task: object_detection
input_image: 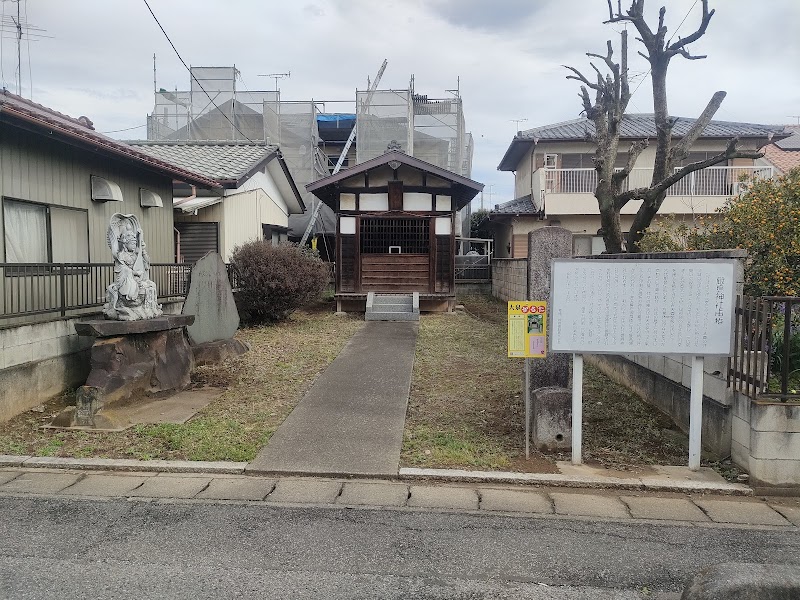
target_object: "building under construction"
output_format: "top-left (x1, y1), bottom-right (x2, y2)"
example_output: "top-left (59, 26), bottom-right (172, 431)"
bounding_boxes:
top-left (144, 66), bottom-right (474, 251)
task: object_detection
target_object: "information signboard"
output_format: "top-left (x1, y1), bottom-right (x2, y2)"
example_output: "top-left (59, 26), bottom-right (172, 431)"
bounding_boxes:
top-left (508, 301), bottom-right (547, 358)
top-left (550, 259), bottom-right (736, 355)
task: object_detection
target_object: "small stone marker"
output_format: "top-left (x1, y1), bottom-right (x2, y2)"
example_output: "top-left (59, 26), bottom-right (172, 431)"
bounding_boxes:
top-left (527, 227), bottom-right (573, 451)
top-left (183, 252), bottom-right (240, 345)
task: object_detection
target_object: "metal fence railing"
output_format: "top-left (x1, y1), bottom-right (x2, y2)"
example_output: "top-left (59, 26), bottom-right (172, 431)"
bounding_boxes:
top-left (543, 166), bottom-right (773, 197)
top-left (727, 296), bottom-right (800, 402)
top-left (455, 254), bottom-right (491, 282)
top-left (0, 262), bottom-right (225, 326)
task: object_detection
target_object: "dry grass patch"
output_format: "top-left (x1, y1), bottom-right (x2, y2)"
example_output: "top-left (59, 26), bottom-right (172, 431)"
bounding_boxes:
top-left (403, 294), bottom-right (554, 472)
top-left (403, 294), bottom-right (692, 473)
top-left (0, 304), bottom-right (363, 462)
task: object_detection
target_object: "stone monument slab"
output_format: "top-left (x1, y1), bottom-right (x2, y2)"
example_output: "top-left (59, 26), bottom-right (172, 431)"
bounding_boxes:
top-left (527, 226), bottom-right (572, 390)
top-left (182, 252), bottom-right (240, 345)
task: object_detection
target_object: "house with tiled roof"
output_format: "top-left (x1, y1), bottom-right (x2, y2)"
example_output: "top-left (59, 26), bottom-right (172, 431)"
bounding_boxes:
top-left (130, 142), bottom-right (305, 263)
top-left (762, 126), bottom-right (800, 176)
top-left (492, 114), bottom-right (787, 257)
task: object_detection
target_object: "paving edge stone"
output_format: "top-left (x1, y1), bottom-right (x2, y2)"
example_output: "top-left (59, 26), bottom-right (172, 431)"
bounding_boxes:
top-left (0, 455), bottom-right (31, 467)
top-left (18, 456), bottom-right (247, 474)
top-left (398, 467), bottom-right (753, 496)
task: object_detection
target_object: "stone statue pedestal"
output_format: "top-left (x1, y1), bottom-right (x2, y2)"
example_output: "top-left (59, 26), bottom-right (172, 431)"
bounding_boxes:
top-left (57, 315), bottom-right (196, 428)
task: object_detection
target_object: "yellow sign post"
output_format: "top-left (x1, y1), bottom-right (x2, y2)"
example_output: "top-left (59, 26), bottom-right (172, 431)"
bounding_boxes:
top-left (507, 301), bottom-right (547, 358)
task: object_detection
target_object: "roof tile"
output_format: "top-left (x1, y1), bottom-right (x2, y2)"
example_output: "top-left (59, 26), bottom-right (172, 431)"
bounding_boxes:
top-left (129, 142), bottom-right (276, 182)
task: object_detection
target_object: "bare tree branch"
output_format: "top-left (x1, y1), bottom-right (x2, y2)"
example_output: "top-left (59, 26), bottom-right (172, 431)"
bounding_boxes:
top-left (613, 139), bottom-right (649, 186)
top-left (670, 90), bottom-right (726, 161)
top-left (674, 43), bottom-right (707, 60)
top-left (564, 66), bottom-right (601, 91)
top-left (666, 0), bottom-right (714, 56)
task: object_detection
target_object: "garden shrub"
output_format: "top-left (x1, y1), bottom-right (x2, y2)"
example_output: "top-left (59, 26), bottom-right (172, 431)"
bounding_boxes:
top-left (230, 240), bottom-right (330, 324)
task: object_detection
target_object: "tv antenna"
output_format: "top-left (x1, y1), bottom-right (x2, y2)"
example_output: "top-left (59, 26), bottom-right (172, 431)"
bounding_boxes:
top-left (510, 118), bottom-right (528, 133)
top-left (0, 0), bottom-right (51, 97)
top-left (445, 76), bottom-right (460, 99)
top-left (258, 71), bottom-right (290, 92)
top-left (788, 115), bottom-right (800, 125)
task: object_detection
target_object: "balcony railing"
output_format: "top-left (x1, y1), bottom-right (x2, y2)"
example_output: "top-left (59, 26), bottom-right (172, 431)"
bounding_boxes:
top-left (543, 166), bottom-right (773, 196)
top-left (0, 262), bottom-right (194, 325)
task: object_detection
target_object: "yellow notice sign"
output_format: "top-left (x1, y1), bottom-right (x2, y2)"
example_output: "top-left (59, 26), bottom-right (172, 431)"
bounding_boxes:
top-left (508, 301), bottom-right (547, 358)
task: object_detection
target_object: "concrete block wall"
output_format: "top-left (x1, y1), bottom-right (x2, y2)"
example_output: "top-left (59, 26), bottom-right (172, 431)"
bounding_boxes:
top-left (491, 258), bottom-right (527, 302)
top-left (732, 395), bottom-right (800, 490)
top-left (0, 300), bottom-right (184, 422)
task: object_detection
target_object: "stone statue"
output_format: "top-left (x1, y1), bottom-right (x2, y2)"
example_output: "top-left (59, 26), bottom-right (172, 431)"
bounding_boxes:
top-left (102, 213), bottom-right (163, 321)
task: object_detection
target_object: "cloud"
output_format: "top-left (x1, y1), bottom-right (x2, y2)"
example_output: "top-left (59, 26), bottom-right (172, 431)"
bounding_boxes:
top-left (427, 0), bottom-right (545, 32)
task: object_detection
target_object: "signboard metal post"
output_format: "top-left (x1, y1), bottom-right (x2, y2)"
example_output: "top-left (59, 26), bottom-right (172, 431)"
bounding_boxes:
top-left (571, 353), bottom-right (583, 465)
top-left (689, 356), bottom-right (704, 470)
top-left (507, 301), bottom-right (547, 460)
top-left (524, 360), bottom-right (530, 459)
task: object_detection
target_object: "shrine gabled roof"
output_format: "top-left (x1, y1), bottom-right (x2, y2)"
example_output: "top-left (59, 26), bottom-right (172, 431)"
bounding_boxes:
top-left (306, 151), bottom-right (483, 211)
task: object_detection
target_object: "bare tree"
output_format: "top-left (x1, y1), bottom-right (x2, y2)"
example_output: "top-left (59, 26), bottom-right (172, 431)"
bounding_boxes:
top-left (566, 0), bottom-right (763, 253)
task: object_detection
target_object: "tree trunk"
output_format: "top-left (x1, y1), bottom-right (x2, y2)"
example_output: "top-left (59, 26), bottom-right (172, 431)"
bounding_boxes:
top-left (627, 189), bottom-right (666, 252)
top-left (597, 183), bottom-right (623, 253)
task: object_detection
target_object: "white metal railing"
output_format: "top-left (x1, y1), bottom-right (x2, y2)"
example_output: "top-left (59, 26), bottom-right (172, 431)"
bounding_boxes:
top-left (543, 166), bottom-right (773, 196)
top-left (666, 166), bottom-right (773, 196)
top-left (543, 168), bottom-right (650, 194)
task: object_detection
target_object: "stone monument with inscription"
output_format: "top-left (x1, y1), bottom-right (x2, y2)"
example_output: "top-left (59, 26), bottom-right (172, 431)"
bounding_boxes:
top-left (182, 252), bottom-right (248, 365)
top-left (527, 227), bottom-right (572, 451)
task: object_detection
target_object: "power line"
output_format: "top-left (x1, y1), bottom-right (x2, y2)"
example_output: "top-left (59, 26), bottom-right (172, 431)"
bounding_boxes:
top-left (101, 123), bottom-right (148, 134)
top-left (140, 0), bottom-right (255, 143)
top-left (23, 0), bottom-right (30, 99)
top-left (629, 0), bottom-right (701, 101)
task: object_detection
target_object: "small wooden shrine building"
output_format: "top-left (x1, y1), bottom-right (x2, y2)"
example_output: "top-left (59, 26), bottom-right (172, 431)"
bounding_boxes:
top-left (306, 149), bottom-right (483, 312)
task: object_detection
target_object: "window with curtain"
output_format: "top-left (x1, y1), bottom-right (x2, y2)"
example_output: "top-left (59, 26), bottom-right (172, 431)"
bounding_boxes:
top-left (3, 199), bottom-right (88, 263)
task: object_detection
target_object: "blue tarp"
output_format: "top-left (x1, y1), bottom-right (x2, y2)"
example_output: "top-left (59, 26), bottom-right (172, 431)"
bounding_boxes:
top-left (317, 113), bottom-right (355, 123)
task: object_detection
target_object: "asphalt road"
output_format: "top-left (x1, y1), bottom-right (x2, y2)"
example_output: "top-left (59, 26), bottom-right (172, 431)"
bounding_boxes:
top-left (1, 496), bottom-right (798, 599)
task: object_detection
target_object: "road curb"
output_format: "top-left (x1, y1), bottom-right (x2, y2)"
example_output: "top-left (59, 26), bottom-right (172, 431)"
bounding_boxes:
top-left (0, 455), bottom-right (754, 495)
top-left (398, 467), bottom-right (753, 496)
top-left (1, 455), bottom-right (247, 474)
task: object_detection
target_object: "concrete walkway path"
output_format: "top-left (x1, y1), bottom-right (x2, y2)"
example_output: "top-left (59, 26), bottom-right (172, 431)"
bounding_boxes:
top-left (248, 321), bottom-right (418, 477)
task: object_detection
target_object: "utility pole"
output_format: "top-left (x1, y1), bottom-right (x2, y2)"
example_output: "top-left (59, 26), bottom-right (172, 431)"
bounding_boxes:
top-left (15, 0), bottom-right (21, 95)
top-left (0, 1), bottom-right (50, 98)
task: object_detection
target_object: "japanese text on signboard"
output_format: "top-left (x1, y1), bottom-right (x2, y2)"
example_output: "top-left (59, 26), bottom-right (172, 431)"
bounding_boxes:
top-left (508, 301), bottom-right (547, 358)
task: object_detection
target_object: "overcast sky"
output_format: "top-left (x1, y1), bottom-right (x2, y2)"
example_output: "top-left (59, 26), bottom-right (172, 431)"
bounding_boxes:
top-left (3, 0), bottom-right (798, 207)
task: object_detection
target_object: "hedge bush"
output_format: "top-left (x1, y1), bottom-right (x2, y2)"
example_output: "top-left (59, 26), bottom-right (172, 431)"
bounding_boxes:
top-left (230, 240), bottom-right (330, 324)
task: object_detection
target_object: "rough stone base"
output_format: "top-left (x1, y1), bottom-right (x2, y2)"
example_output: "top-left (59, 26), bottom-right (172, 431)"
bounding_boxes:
top-left (192, 338), bottom-right (249, 366)
top-left (67, 328), bottom-right (194, 427)
top-left (531, 386), bottom-right (572, 451)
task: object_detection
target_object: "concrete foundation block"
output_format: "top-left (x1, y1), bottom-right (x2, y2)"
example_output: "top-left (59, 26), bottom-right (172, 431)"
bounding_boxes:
top-left (531, 386), bottom-right (572, 451)
top-left (750, 401), bottom-right (800, 433)
top-left (748, 456), bottom-right (800, 487)
top-left (749, 430), bottom-right (800, 461)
